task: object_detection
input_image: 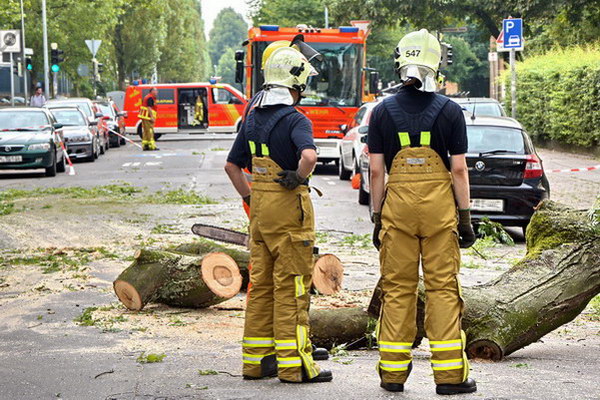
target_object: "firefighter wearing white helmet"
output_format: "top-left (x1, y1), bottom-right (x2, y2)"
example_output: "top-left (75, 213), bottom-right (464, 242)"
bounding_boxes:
top-left (394, 28), bottom-right (442, 92)
top-left (225, 40), bottom-right (332, 384)
top-left (368, 28), bottom-right (477, 395)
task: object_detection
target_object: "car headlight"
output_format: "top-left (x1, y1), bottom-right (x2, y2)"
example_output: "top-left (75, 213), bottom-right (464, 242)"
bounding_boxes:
top-left (28, 143), bottom-right (51, 151)
top-left (69, 135), bottom-right (92, 143)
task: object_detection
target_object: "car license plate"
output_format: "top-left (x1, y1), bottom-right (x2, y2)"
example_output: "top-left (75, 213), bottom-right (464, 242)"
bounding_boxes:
top-left (471, 199), bottom-right (504, 212)
top-left (0, 155), bottom-right (22, 163)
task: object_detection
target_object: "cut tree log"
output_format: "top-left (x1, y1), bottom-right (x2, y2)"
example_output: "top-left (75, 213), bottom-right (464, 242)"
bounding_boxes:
top-left (114, 247), bottom-right (242, 311)
top-left (114, 238), bottom-right (344, 310)
top-left (174, 240), bottom-right (343, 295)
top-left (311, 201), bottom-right (600, 360)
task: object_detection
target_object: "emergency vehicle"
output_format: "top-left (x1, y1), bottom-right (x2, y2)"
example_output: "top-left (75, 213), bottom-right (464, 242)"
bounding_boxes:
top-left (123, 82), bottom-right (247, 139)
top-left (236, 23), bottom-right (378, 164)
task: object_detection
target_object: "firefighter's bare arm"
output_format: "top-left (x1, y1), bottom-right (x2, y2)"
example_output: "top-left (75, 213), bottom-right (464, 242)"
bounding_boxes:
top-left (450, 154), bottom-right (470, 209)
top-left (297, 148), bottom-right (317, 179)
top-left (369, 153), bottom-right (386, 213)
top-left (224, 162), bottom-right (251, 198)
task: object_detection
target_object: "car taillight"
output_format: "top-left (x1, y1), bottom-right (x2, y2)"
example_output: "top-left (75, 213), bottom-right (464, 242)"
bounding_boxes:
top-left (524, 154), bottom-right (543, 179)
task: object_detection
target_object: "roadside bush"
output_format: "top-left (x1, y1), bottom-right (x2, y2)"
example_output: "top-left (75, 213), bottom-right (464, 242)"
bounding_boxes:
top-left (503, 46), bottom-right (600, 148)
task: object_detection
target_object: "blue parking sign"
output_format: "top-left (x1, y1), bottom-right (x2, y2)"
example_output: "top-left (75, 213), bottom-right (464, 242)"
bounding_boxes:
top-left (503, 18), bottom-right (523, 49)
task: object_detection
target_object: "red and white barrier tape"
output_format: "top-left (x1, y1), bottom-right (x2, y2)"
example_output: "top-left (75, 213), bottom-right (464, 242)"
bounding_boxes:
top-left (547, 164), bottom-right (600, 173)
top-left (108, 128), bottom-right (143, 150)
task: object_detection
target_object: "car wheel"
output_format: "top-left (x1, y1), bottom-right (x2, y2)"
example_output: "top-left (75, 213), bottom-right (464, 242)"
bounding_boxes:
top-left (104, 136), bottom-right (110, 151)
top-left (120, 136), bottom-right (126, 146)
top-left (100, 138), bottom-right (106, 155)
top-left (45, 151), bottom-right (57, 177)
top-left (338, 153), bottom-right (352, 180)
top-left (154, 133), bottom-right (162, 141)
top-left (358, 173), bottom-right (369, 205)
top-left (521, 222), bottom-right (529, 238)
top-left (112, 136), bottom-right (121, 148)
top-left (137, 124), bottom-right (143, 139)
top-left (57, 152), bottom-right (66, 173)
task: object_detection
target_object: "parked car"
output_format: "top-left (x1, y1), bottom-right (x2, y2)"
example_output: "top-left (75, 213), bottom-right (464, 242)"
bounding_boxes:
top-left (0, 107), bottom-right (66, 177)
top-left (94, 100), bottom-right (127, 148)
top-left (451, 97), bottom-right (506, 117)
top-left (46, 98), bottom-right (109, 154)
top-left (357, 114), bottom-right (550, 233)
top-left (48, 106), bottom-right (99, 162)
top-left (339, 101), bottom-right (377, 180)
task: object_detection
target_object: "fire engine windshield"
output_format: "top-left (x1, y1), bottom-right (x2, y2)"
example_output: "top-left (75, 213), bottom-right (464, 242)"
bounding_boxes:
top-left (299, 43), bottom-right (361, 107)
top-left (253, 42), bottom-right (362, 108)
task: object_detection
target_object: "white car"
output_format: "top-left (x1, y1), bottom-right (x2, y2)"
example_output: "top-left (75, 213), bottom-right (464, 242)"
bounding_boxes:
top-left (338, 101), bottom-right (377, 180)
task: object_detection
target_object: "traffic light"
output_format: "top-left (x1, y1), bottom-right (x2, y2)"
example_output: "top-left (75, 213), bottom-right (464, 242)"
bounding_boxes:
top-left (26, 57), bottom-right (33, 71)
top-left (50, 48), bottom-right (64, 72)
top-left (440, 42), bottom-right (453, 67)
top-left (97, 63), bottom-right (104, 74)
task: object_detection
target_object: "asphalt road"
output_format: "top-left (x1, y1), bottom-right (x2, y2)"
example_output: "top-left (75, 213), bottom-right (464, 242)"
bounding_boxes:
top-left (0, 133), bottom-right (375, 235)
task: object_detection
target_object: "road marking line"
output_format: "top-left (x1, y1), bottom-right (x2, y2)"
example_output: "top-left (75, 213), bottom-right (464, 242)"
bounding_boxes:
top-left (132, 162), bottom-right (141, 167)
top-left (145, 162), bottom-right (163, 166)
top-left (323, 177), bottom-right (331, 181)
top-left (327, 181), bottom-right (336, 186)
top-left (122, 162), bottom-right (132, 167)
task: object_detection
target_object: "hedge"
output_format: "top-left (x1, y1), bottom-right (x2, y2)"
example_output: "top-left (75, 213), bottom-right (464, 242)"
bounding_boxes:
top-left (503, 46), bottom-right (600, 148)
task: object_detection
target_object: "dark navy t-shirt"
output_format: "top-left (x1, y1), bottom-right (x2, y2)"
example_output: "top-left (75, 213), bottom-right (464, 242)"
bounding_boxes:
top-left (227, 104), bottom-right (316, 171)
top-left (368, 86), bottom-right (467, 171)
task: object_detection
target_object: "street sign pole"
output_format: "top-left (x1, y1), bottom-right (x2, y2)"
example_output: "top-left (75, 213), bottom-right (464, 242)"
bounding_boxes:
top-left (510, 48), bottom-right (517, 119)
top-left (53, 71), bottom-right (58, 98)
top-left (42, 0), bottom-right (50, 98)
top-left (9, 52), bottom-right (15, 107)
top-left (20, 0), bottom-right (28, 103)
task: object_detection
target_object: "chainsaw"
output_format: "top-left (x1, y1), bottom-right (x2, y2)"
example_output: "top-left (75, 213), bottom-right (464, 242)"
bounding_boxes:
top-left (191, 223), bottom-right (249, 247)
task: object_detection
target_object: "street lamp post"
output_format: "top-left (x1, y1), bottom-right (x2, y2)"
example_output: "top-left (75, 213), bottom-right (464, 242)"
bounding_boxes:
top-left (42, 0), bottom-right (50, 97)
top-left (20, 0), bottom-right (28, 103)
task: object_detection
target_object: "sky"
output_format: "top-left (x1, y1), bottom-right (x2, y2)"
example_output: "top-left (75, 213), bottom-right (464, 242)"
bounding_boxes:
top-left (200, 0), bottom-right (251, 38)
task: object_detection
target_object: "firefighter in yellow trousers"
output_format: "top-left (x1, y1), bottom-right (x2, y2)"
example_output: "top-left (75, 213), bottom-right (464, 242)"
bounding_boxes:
top-left (368, 29), bottom-right (477, 395)
top-left (224, 44), bottom-right (332, 384)
top-left (139, 87), bottom-right (158, 151)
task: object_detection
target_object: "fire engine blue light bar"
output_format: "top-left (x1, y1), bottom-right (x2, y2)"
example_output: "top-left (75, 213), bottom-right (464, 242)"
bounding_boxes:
top-left (339, 27), bottom-right (359, 33)
top-left (260, 25), bottom-right (280, 31)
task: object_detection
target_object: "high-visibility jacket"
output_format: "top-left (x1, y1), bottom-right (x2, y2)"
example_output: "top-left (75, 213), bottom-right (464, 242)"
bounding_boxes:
top-left (139, 93), bottom-right (157, 121)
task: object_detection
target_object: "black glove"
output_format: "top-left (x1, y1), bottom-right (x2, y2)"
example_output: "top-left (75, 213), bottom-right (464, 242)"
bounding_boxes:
top-left (458, 209), bottom-right (476, 248)
top-left (242, 195), bottom-right (251, 207)
top-left (274, 170), bottom-right (305, 190)
top-left (372, 212), bottom-right (382, 250)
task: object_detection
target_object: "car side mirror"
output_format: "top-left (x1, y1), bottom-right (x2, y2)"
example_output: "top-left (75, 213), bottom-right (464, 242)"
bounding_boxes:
top-left (89, 120), bottom-right (98, 126)
top-left (117, 111), bottom-right (128, 118)
top-left (340, 124), bottom-right (348, 133)
top-left (369, 71), bottom-right (380, 94)
top-left (360, 134), bottom-right (368, 143)
top-left (235, 50), bottom-right (245, 84)
top-left (358, 126), bottom-right (369, 134)
top-left (95, 112), bottom-right (103, 118)
top-left (53, 123), bottom-right (63, 130)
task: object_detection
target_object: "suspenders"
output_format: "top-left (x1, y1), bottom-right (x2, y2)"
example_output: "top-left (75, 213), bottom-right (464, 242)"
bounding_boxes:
top-left (382, 94), bottom-right (450, 150)
top-left (246, 106), bottom-right (297, 158)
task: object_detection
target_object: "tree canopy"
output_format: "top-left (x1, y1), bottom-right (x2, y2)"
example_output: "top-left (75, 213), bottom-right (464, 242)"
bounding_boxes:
top-left (207, 7), bottom-right (248, 69)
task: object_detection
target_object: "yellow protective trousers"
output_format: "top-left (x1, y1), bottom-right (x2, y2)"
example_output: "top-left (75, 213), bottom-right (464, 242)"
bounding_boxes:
top-left (242, 144), bottom-right (320, 382)
top-left (377, 131), bottom-right (469, 385)
top-left (141, 119), bottom-right (156, 150)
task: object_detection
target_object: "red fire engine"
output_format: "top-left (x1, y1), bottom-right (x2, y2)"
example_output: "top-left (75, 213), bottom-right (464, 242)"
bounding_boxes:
top-left (235, 23), bottom-right (377, 164)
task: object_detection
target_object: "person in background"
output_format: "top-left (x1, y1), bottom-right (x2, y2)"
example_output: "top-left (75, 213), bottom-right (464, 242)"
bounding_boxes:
top-left (30, 87), bottom-right (46, 107)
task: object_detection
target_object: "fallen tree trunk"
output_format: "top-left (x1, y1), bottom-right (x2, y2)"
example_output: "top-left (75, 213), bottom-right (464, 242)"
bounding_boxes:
top-left (114, 239), bottom-right (344, 310)
top-left (311, 201), bottom-right (600, 360)
top-left (114, 248), bottom-right (242, 311)
top-left (174, 240), bottom-right (343, 294)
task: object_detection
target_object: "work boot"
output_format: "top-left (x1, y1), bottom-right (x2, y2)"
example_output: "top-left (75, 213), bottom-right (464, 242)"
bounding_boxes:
top-left (380, 361), bottom-right (411, 392)
top-left (380, 382), bottom-right (404, 392)
top-left (280, 369), bottom-right (333, 384)
top-left (312, 345), bottom-right (329, 361)
top-left (243, 354), bottom-right (277, 380)
top-left (436, 378), bottom-right (477, 395)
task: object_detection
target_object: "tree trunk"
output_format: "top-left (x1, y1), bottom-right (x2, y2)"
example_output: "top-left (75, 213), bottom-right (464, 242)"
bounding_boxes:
top-left (174, 239), bottom-right (343, 294)
top-left (114, 247), bottom-right (242, 311)
top-left (311, 201), bottom-right (600, 360)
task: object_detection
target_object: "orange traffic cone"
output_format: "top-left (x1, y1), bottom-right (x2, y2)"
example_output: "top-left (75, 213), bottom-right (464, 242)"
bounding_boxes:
top-left (351, 173), bottom-right (361, 190)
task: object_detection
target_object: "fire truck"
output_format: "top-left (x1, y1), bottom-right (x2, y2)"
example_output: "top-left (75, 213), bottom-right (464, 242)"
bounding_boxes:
top-left (123, 82), bottom-right (247, 139)
top-left (235, 23), bottom-right (378, 164)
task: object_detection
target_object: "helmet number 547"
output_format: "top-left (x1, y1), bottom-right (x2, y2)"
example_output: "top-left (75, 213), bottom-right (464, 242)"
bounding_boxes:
top-left (405, 50), bottom-right (421, 57)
